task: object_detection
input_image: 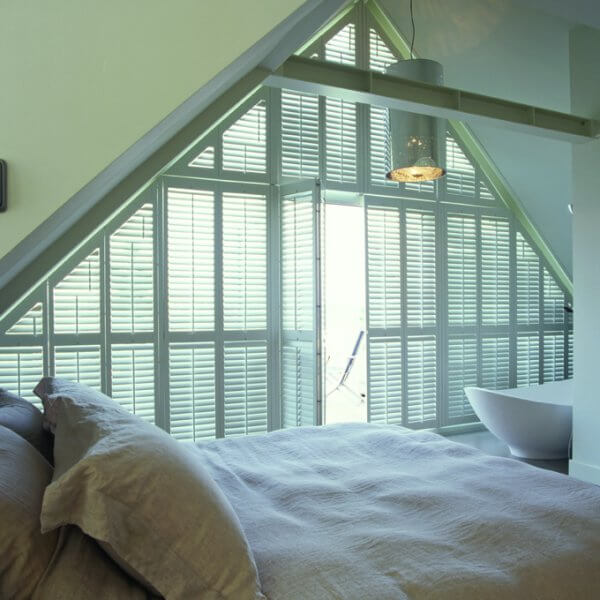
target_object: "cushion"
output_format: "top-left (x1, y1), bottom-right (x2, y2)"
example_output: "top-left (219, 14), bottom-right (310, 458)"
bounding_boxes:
top-left (0, 423), bottom-right (151, 600)
top-left (35, 377), bottom-right (265, 600)
top-left (0, 424), bottom-right (58, 599)
top-left (0, 387), bottom-right (53, 462)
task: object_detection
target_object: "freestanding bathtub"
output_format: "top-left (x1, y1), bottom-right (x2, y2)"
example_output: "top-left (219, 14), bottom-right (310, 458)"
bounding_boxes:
top-left (464, 379), bottom-right (573, 460)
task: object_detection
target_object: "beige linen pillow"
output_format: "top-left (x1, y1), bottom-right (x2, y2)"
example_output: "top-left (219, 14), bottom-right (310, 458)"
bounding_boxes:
top-left (36, 378), bottom-right (265, 600)
top-left (0, 424), bottom-right (58, 599)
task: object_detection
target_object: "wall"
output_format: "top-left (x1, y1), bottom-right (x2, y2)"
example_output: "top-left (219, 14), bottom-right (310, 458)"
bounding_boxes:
top-left (379, 0), bottom-right (574, 277)
top-left (0, 0), bottom-right (305, 260)
top-left (570, 25), bottom-right (600, 485)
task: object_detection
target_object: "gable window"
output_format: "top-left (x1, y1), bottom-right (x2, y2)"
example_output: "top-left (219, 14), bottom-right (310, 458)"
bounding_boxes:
top-left (0, 5), bottom-right (572, 437)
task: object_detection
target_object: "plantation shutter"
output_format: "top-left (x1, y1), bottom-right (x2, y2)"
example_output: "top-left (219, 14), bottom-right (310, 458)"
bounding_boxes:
top-left (517, 334), bottom-right (540, 386)
top-left (325, 97), bottom-right (357, 184)
top-left (516, 232), bottom-right (540, 325)
top-left (481, 217), bottom-right (510, 326)
top-left (6, 303), bottom-right (43, 336)
top-left (280, 181), bottom-right (321, 427)
top-left (222, 101), bottom-right (267, 174)
top-left (0, 347), bottom-right (44, 406)
top-left (446, 134), bottom-right (476, 197)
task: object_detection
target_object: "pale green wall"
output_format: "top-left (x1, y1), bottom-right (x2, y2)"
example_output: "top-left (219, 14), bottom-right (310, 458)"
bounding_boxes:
top-left (570, 25), bottom-right (600, 486)
top-left (0, 0), bottom-right (304, 260)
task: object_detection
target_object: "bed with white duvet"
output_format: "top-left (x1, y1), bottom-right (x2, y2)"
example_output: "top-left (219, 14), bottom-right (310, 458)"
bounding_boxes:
top-left (191, 423), bottom-right (600, 600)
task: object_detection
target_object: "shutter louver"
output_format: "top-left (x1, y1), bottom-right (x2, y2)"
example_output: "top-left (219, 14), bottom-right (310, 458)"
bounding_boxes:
top-left (111, 344), bottom-right (155, 423)
top-left (281, 90), bottom-right (319, 180)
top-left (481, 217), bottom-right (510, 326)
top-left (54, 345), bottom-right (102, 391)
top-left (543, 269), bottom-right (564, 325)
top-left (447, 214), bottom-right (477, 326)
top-left (222, 101), bottom-right (267, 174)
top-left (406, 210), bottom-right (436, 328)
top-left (0, 347), bottom-right (44, 406)
top-left (447, 336), bottom-right (477, 420)
top-left (543, 332), bottom-right (565, 382)
top-left (224, 342), bottom-right (268, 437)
top-left (366, 205), bottom-right (401, 329)
top-left (406, 336), bottom-right (437, 425)
top-left (325, 23), bottom-right (356, 65)
top-left (368, 106), bottom-right (395, 188)
top-left (567, 332), bottom-right (573, 378)
top-left (282, 340), bottom-right (315, 427)
top-left (367, 337), bottom-right (402, 424)
top-left (517, 334), bottom-right (540, 386)
top-left (6, 303), bottom-right (43, 336)
top-left (446, 135), bottom-right (476, 197)
top-left (325, 97), bottom-right (357, 183)
top-left (516, 232), bottom-right (540, 325)
top-left (369, 28), bottom-right (396, 73)
top-left (189, 146), bottom-right (215, 169)
top-left (169, 343), bottom-right (215, 441)
top-left (222, 193), bottom-right (267, 331)
top-left (53, 249), bottom-right (101, 334)
top-left (167, 188), bottom-right (214, 332)
top-left (481, 336), bottom-right (509, 389)
top-left (479, 180), bottom-right (495, 203)
top-left (110, 204), bottom-right (154, 333)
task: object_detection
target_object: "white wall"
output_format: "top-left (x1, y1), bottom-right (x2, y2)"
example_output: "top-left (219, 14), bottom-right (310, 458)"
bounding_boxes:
top-left (379, 0), bottom-right (574, 276)
top-left (569, 25), bottom-right (600, 485)
top-left (0, 0), bottom-right (305, 261)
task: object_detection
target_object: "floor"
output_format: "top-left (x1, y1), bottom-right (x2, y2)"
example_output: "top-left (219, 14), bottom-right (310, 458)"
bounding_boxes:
top-left (445, 430), bottom-right (569, 474)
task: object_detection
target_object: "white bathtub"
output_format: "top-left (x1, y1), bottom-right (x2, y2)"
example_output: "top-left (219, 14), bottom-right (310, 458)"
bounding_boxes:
top-left (464, 380), bottom-right (573, 460)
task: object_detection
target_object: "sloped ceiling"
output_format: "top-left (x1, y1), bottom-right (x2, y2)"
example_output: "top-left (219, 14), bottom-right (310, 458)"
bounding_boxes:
top-left (379, 0), bottom-right (575, 277)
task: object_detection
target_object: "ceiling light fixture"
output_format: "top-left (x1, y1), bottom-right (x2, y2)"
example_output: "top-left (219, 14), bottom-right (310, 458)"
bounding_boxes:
top-left (385, 0), bottom-right (446, 183)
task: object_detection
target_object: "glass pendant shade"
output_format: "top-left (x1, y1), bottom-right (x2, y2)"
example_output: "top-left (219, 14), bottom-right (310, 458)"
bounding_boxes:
top-left (385, 59), bottom-right (446, 182)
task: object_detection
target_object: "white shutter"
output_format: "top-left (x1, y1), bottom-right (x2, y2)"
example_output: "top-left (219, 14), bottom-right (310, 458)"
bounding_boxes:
top-left (567, 332), bottom-right (574, 378)
top-left (369, 28), bottom-right (397, 73)
top-left (479, 180), bottom-right (495, 203)
top-left (53, 249), bottom-right (101, 334)
top-left (0, 347), bottom-right (44, 406)
top-left (189, 146), bottom-right (215, 169)
top-left (543, 269), bottom-right (564, 325)
top-left (325, 97), bottom-right (357, 183)
top-left (222, 101), bottom-right (267, 174)
top-left (366, 204), bottom-right (401, 329)
top-left (281, 340), bottom-right (316, 427)
top-left (405, 210), bottom-right (436, 328)
top-left (325, 23), bottom-right (356, 65)
top-left (367, 336), bottom-right (402, 424)
top-left (110, 204), bottom-right (154, 333)
top-left (517, 334), bottom-right (540, 386)
top-left (368, 106), bottom-right (395, 188)
top-left (516, 232), bottom-right (540, 325)
top-left (447, 214), bottom-right (477, 326)
top-left (481, 336), bottom-right (509, 390)
top-left (543, 332), bottom-right (565, 382)
top-left (447, 336), bottom-right (477, 420)
top-left (281, 90), bottom-right (319, 180)
top-left (54, 345), bottom-right (102, 391)
top-left (481, 217), bottom-right (510, 326)
top-left (167, 188), bottom-right (214, 331)
top-left (406, 336), bottom-right (437, 425)
top-left (111, 344), bottom-right (155, 422)
top-left (446, 135), bottom-right (476, 197)
top-left (6, 303), bottom-right (43, 336)
top-left (280, 186), bottom-right (319, 427)
top-left (222, 192), bottom-right (267, 331)
top-left (224, 342), bottom-right (268, 437)
top-left (169, 343), bottom-right (215, 441)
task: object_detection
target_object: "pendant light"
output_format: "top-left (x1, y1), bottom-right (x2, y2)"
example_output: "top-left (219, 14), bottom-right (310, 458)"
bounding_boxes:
top-left (385, 0), bottom-right (446, 183)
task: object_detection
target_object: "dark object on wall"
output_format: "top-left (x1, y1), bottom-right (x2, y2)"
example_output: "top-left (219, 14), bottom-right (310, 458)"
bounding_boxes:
top-left (564, 303), bottom-right (574, 314)
top-left (0, 160), bottom-right (6, 212)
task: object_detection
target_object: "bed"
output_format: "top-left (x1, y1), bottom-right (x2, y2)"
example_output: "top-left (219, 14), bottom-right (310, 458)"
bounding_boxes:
top-left (3, 381), bottom-right (600, 599)
top-left (193, 423), bottom-right (600, 600)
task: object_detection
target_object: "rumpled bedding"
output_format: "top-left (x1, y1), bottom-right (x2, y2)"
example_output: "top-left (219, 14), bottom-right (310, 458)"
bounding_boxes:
top-left (191, 423), bottom-right (600, 599)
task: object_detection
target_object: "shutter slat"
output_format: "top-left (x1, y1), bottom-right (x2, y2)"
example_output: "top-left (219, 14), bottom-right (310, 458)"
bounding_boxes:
top-left (446, 134), bottom-right (476, 197)
top-left (447, 336), bottom-right (477, 420)
top-left (406, 336), bottom-right (437, 424)
top-left (54, 345), bottom-right (102, 391)
top-left (517, 334), bottom-right (539, 386)
top-left (481, 337), bottom-right (509, 390)
top-left (516, 232), bottom-right (540, 325)
top-left (6, 303), bottom-right (44, 336)
top-left (189, 146), bottom-right (215, 169)
top-left (325, 97), bottom-right (357, 183)
top-left (0, 347), bottom-right (44, 407)
top-left (325, 23), bottom-right (356, 65)
top-left (367, 337), bottom-right (402, 424)
top-left (543, 332), bottom-right (565, 382)
top-left (481, 217), bottom-right (510, 326)
top-left (369, 28), bottom-right (396, 73)
top-left (222, 101), bottom-right (267, 174)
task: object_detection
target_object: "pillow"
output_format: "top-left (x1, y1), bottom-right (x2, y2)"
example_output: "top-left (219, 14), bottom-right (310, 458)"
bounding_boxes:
top-left (0, 387), bottom-right (53, 462)
top-left (35, 378), bottom-right (265, 600)
top-left (0, 424), bottom-right (58, 599)
top-left (0, 424), bottom-right (149, 600)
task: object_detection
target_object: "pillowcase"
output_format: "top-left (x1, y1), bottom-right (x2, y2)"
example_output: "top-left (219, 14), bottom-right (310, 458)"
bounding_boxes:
top-left (0, 387), bottom-right (53, 462)
top-left (35, 377), bottom-right (265, 600)
top-left (0, 424), bottom-right (149, 600)
top-left (0, 424), bottom-right (58, 599)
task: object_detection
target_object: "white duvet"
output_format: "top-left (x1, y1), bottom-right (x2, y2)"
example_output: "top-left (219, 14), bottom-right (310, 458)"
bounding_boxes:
top-left (191, 423), bottom-right (600, 599)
